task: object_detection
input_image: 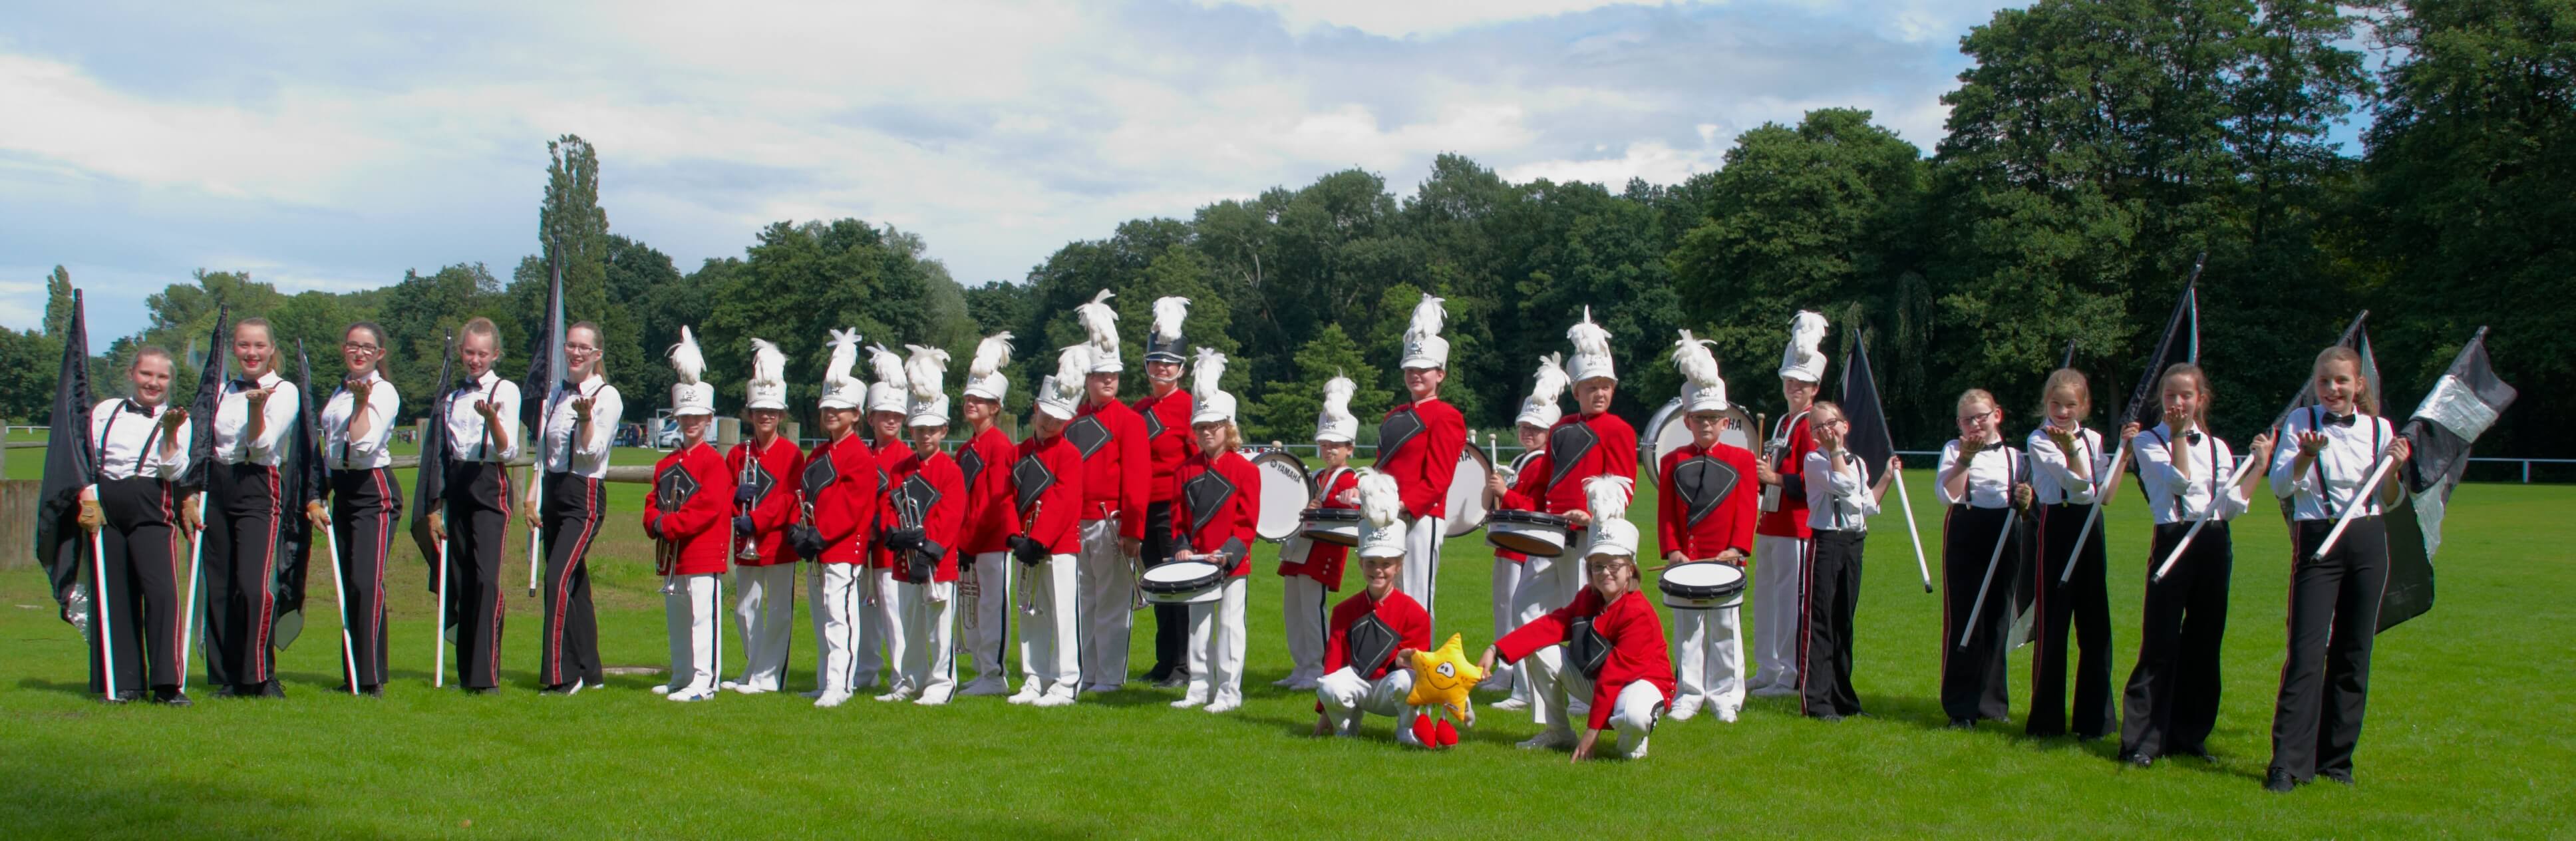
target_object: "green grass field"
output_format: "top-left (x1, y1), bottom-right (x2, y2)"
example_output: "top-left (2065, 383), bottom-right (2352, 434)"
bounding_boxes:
top-left (5, 448), bottom-right (2570, 838)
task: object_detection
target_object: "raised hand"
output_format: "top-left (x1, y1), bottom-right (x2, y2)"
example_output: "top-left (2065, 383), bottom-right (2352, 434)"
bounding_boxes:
top-left (243, 387), bottom-right (273, 410)
top-left (2120, 422), bottom-right (2142, 444)
top-left (2296, 430), bottom-right (2329, 457)
top-left (571, 395), bottom-right (595, 421)
top-left (160, 407), bottom-right (190, 433)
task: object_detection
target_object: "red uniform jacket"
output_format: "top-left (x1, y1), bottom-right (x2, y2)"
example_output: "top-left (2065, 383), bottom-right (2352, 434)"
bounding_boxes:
top-left (1277, 466), bottom-right (1359, 590)
top-left (1376, 398), bottom-right (1466, 520)
top-left (1504, 411), bottom-right (1640, 524)
top-left (870, 436), bottom-right (912, 570)
top-left (955, 425), bottom-right (1019, 556)
top-left (1072, 398), bottom-right (1150, 540)
top-left (1657, 442), bottom-right (1760, 561)
top-left (645, 442), bottom-right (737, 576)
top-left (726, 434), bottom-right (806, 567)
top-left (1323, 589), bottom-right (1430, 679)
top-left (806, 435), bottom-right (883, 567)
top-left (1496, 588), bottom-right (1674, 732)
top-left (886, 450), bottom-right (966, 584)
top-left (1171, 449), bottom-right (1260, 578)
top-left (1132, 388), bottom-right (1194, 505)
top-left (1009, 433), bottom-right (1086, 555)
top-left (1756, 411), bottom-right (1816, 539)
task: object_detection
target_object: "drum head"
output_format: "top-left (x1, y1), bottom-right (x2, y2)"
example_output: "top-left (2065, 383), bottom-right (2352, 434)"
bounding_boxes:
top-left (1642, 398), bottom-right (1754, 483)
top-left (1659, 561), bottom-right (1747, 593)
top-left (1443, 444), bottom-right (1494, 538)
top-left (1140, 560), bottom-right (1222, 589)
top-left (1245, 449), bottom-right (1311, 542)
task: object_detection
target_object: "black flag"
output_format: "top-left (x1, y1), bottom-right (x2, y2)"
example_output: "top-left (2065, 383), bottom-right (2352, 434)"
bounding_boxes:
top-left (522, 238), bottom-right (568, 470)
top-left (266, 341), bottom-right (320, 649)
top-left (179, 307), bottom-right (232, 492)
top-left (1836, 328), bottom-right (1895, 487)
top-left (34, 290), bottom-right (97, 621)
top-left (410, 332), bottom-right (456, 591)
top-left (2379, 328), bottom-right (2514, 633)
top-left (2118, 263), bottom-right (2203, 436)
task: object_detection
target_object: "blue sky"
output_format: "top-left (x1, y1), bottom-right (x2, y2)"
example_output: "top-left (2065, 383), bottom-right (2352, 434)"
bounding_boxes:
top-left (0, 1), bottom-right (2370, 343)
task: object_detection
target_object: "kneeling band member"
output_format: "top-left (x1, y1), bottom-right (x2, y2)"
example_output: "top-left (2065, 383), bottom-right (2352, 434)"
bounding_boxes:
top-left (1480, 476), bottom-right (1674, 760)
top-left (645, 329), bottom-right (734, 702)
top-left (1313, 471), bottom-right (1433, 744)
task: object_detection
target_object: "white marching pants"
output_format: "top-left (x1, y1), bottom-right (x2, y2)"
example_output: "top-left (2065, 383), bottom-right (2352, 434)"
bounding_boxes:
top-left (1753, 534), bottom-right (1810, 687)
top-left (1317, 666), bottom-right (1417, 737)
top-left (664, 573), bottom-right (720, 693)
top-left (1396, 516), bottom-right (1446, 627)
top-left (967, 552), bottom-right (1011, 684)
top-left (731, 563), bottom-right (797, 691)
top-left (1512, 552), bottom-right (1583, 727)
top-left (1074, 518), bottom-right (1133, 687)
top-left (1607, 679), bottom-right (1666, 758)
top-left (1671, 603), bottom-right (1746, 711)
top-left (810, 563), bottom-right (867, 694)
top-left (1487, 556), bottom-right (1522, 690)
top-left (1281, 574), bottom-right (1330, 684)
top-left (865, 567), bottom-right (897, 687)
top-left (1184, 577), bottom-right (1248, 707)
top-left (1018, 554), bottom-right (1080, 699)
top-left (893, 579), bottom-right (957, 701)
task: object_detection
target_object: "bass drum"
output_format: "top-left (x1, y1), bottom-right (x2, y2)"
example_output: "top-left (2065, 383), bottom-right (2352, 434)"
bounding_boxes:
top-left (1640, 397), bottom-right (1754, 484)
top-left (1442, 444), bottom-right (1494, 538)
top-left (1243, 448), bottom-right (1311, 543)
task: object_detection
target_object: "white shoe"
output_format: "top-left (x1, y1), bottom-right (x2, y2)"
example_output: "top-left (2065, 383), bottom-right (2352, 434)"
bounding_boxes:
top-left (1517, 729), bottom-right (1576, 751)
top-left (1752, 683), bottom-right (1800, 698)
top-left (1082, 683), bottom-right (1121, 695)
top-left (1033, 693), bottom-right (1076, 708)
top-left (1623, 735), bottom-right (1650, 760)
top-left (1170, 695), bottom-right (1207, 709)
top-left (726, 682), bottom-right (771, 695)
top-left (1668, 700), bottom-right (1702, 721)
top-left (814, 690), bottom-right (852, 708)
top-left (874, 688), bottom-right (914, 703)
top-left (912, 693), bottom-right (951, 707)
top-left (1396, 721), bottom-right (1424, 747)
top-left (1204, 698), bottom-right (1240, 714)
top-left (1490, 697), bottom-right (1529, 712)
top-left (667, 687), bottom-right (714, 702)
top-left (1716, 706), bottom-right (1740, 723)
top-left (1007, 686), bottom-right (1043, 705)
top-left (720, 679), bottom-right (742, 691)
top-left (961, 678), bottom-right (1009, 697)
top-left (651, 684), bottom-right (673, 695)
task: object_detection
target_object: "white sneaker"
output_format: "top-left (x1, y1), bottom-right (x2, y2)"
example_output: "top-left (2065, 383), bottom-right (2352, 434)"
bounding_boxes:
top-left (1033, 693), bottom-right (1075, 708)
top-left (1668, 699), bottom-right (1702, 721)
top-left (720, 679), bottom-right (742, 691)
top-left (961, 678), bottom-right (1010, 697)
top-left (1716, 706), bottom-right (1740, 723)
top-left (1517, 729), bottom-right (1576, 751)
top-left (667, 686), bottom-right (714, 702)
top-left (913, 693), bottom-right (951, 707)
top-left (814, 690), bottom-right (852, 708)
top-left (651, 684), bottom-right (673, 695)
top-left (726, 682), bottom-right (771, 695)
top-left (1752, 683), bottom-right (1800, 698)
top-left (874, 687), bottom-right (914, 703)
top-left (1490, 697), bottom-right (1529, 712)
top-left (1623, 735), bottom-right (1651, 760)
top-left (1396, 721), bottom-right (1424, 747)
top-left (1007, 687), bottom-right (1043, 705)
top-left (1170, 695), bottom-right (1207, 709)
top-left (1204, 698), bottom-right (1240, 714)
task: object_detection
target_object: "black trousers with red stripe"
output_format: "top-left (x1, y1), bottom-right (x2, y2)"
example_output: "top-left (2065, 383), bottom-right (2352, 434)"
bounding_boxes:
top-left (1800, 529), bottom-right (1865, 718)
top-left (2269, 516), bottom-right (2386, 781)
top-left (1941, 504), bottom-right (2020, 723)
top-left (2028, 503), bottom-right (2114, 738)
top-left (330, 467), bottom-right (401, 688)
top-left (539, 471), bottom-right (605, 689)
top-left (443, 462), bottom-right (510, 689)
top-left (92, 476), bottom-right (185, 695)
top-left (2120, 520), bottom-right (2232, 759)
top-left (202, 462), bottom-right (282, 690)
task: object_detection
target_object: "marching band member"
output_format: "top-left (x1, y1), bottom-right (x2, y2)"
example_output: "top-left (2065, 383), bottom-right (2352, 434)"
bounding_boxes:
top-left (723, 339), bottom-right (802, 695)
top-left (1486, 353), bottom-right (1565, 711)
top-left (529, 321), bottom-right (621, 695)
top-left (1655, 332), bottom-right (1758, 723)
top-left (1479, 476), bottom-right (1673, 760)
top-left (1935, 388), bottom-right (2033, 729)
top-left (957, 333), bottom-right (1021, 697)
top-left (1375, 293), bottom-right (1466, 625)
top-left (427, 317), bottom-right (518, 694)
top-left (79, 347), bottom-right (193, 703)
top-left (643, 327), bottom-right (734, 702)
top-left (1311, 471), bottom-right (1433, 745)
top-left (1495, 308), bottom-right (1637, 728)
top-left (2024, 368), bottom-right (2117, 737)
top-left (1068, 290), bottom-right (1148, 693)
top-left (859, 343), bottom-right (913, 689)
top-left (1168, 349), bottom-right (1259, 714)
top-left (312, 323), bottom-right (399, 696)
top-left (202, 317), bottom-right (302, 698)
top-left (2263, 347), bottom-right (2407, 793)
top-left (2118, 363), bottom-right (2269, 766)
top-left (1135, 297), bottom-right (1197, 688)
top-left (1800, 401), bottom-right (1899, 721)
top-left (1751, 311), bottom-right (1827, 697)
top-left (1275, 375), bottom-right (1360, 691)
top-left (879, 345), bottom-right (968, 705)
top-left (802, 329), bottom-right (881, 708)
top-left (1005, 347), bottom-right (1092, 707)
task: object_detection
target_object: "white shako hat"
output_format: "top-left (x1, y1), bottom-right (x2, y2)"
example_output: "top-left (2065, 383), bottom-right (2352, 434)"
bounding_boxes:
top-left (1188, 347), bottom-right (1235, 425)
top-left (1398, 293), bottom-right (1448, 370)
top-left (1355, 468), bottom-right (1406, 560)
top-left (1315, 373), bottom-right (1359, 443)
top-left (1581, 474), bottom-right (1639, 558)
top-left (963, 332), bottom-right (1013, 402)
top-left (1566, 306), bottom-right (1617, 383)
top-left (1146, 296), bottom-right (1190, 365)
top-left (818, 328), bottom-right (866, 410)
top-left (866, 343), bottom-right (909, 415)
top-left (669, 325), bottom-right (714, 417)
top-left (1035, 344), bottom-right (1088, 421)
top-left (1517, 351), bottom-right (1568, 428)
top-left (1076, 288), bottom-right (1122, 374)
top-left (1674, 329), bottom-right (1730, 413)
top-left (1778, 309), bottom-right (1829, 383)
top-left (745, 337), bottom-right (788, 411)
top-left (903, 344), bottom-right (951, 428)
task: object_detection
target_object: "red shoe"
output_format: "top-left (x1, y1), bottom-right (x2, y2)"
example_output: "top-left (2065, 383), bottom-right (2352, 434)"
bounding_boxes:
top-left (1434, 719), bottom-right (1460, 748)
top-left (1412, 714), bottom-right (1438, 749)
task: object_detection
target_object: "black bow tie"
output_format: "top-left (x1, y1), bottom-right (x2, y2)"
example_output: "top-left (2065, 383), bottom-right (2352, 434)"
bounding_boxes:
top-left (2184, 430), bottom-right (2203, 446)
top-left (2323, 413), bottom-right (2357, 428)
top-left (121, 400), bottom-right (155, 417)
top-left (232, 378), bottom-right (261, 391)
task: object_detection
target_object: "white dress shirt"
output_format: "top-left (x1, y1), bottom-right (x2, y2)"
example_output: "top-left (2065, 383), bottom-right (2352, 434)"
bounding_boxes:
top-left (442, 369), bottom-right (522, 463)
top-left (2134, 423), bottom-right (2251, 524)
top-left (538, 375), bottom-right (622, 478)
top-left (1935, 437), bottom-right (2022, 509)
top-left (212, 369), bottom-right (298, 466)
top-left (90, 398), bottom-right (190, 482)
top-left (2026, 424), bottom-right (2110, 505)
top-left (2270, 405), bottom-right (2395, 522)
top-left (319, 371), bottom-right (400, 470)
top-left (1804, 449), bottom-right (1881, 532)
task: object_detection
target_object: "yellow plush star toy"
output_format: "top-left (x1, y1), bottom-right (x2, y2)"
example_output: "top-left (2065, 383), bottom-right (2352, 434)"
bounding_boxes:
top-left (1404, 633), bottom-right (1484, 747)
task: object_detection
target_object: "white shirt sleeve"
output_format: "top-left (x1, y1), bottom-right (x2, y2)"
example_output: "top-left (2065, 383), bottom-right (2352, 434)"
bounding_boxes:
top-left (1934, 440), bottom-right (1966, 506)
top-left (346, 382), bottom-right (399, 463)
top-left (573, 385), bottom-right (621, 473)
top-left (490, 381), bottom-right (524, 460)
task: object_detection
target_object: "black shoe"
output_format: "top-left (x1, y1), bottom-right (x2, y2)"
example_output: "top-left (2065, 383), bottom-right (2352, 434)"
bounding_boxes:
top-left (2263, 768), bottom-right (2299, 793)
top-left (1947, 718), bottom-right (1976, 731)
top-left (154, 689), bottom-right (193, 707)
top-left (465, 687), bottom-right (498, 695)
top-left (95, 692), bottom-right (130, 705)
top-left (2320, 768), bottom-right (2354, 786)
top-left (211, 685), bottom-right (240, 699)
top-left (2172, 745), bottom-right (2215, 762)
top-left (256, 681), bottom-right (285, 699)
top-left (361, 685), bottom-right (384, 698)
top-left (1811, 713), bottom-right (1844, 723)
top-left (2120, 752), bottom-right (2153, 769)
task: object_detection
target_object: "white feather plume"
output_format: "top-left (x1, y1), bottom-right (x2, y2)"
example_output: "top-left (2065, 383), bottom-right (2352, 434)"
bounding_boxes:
top-left (749, 338), bottom-right (786, 387)
top-left (669, 325), bottom-right (705, 386)
top-left (1407, 293), bottom-right (1446, 339)
top-left (1076, 289), bottom-right (1119, 353)
top-left (824, 328), bottom-right (862, 387)
top-left (866, 343), bottom-right (907, 392)
top-left (1567, 306), bottom-right (1612, 359)
top-left (1357, 469), bottom-right (1402, 529)
top-left (1191, 347), bottom-right (1227, 403)
top-left (903, 345), bottom-right (951, 401)
top-left (1052, 343), bottom-right (1092, 390)
top-left (1321, 374), bottom-right (1355, 419)
top-left (1152, 297), bottom-right (1190, 343)
top-left (969, 332), bottom-right (1014, 379)
top-left (1583, 474), bottom-right (1635, 522)
top-left (1674, 330), bottom-right (1721, 389)
top-left (1788, 310), bottom-right (1828, 360)
top-left (1529, 352), bottom-right (1569, 403)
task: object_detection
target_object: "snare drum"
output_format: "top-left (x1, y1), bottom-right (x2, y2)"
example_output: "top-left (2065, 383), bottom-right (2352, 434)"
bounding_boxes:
top-left (1657, 562), bottom-right (1748, 610)
top-left (1139, 560), bottom-right (1225, 604)
top-left (1486, 509), bottom-right (1574, 557)
top-left (1297, 508), bottom-right (1363, 546)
